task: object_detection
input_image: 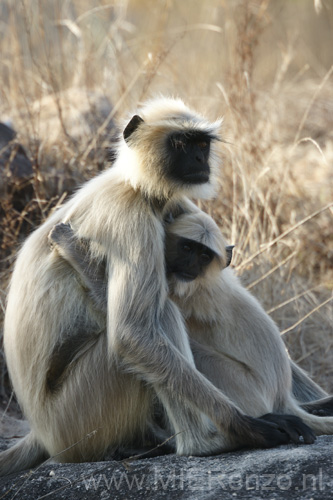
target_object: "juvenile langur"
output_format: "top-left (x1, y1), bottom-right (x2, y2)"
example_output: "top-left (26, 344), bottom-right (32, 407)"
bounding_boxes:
top-left (0, 98), bottom-right (314, 477)
top-left (165, 211), bottom-right (333, 428)
top-left (164, 208), bottom-right (332, 416)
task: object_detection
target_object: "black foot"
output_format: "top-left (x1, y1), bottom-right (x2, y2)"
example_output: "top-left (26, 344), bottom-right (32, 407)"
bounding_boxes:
top-left (234, 414), bottom-right (294, 450)
top-left (259, 413), bottom-right (316, 445)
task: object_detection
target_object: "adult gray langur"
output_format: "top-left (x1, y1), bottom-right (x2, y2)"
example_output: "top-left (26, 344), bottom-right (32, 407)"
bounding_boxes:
top-left (0, 97), bottom-right (315, 477)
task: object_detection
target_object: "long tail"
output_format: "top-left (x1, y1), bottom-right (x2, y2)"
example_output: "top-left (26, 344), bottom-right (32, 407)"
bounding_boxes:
top-left (0, 432), bottom-right (48, 477)
top-left (286, 396), bottom-right (333, 435)
top-left (291, 361), bottom-right (328, 403)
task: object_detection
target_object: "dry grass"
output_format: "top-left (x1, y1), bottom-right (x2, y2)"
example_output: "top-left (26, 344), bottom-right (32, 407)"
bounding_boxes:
top-left (0, 0), bottom-right (332, 395)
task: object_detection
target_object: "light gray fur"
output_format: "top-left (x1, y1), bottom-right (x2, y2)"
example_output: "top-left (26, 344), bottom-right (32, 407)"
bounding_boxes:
top-left (1, 97), bottom-right (290, 477)
top-left (291, 361), bottom-right (328, 403)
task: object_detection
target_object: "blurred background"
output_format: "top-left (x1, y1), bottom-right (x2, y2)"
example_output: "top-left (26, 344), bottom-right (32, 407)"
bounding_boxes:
top-left (0, 0), bottom-right (332, 398)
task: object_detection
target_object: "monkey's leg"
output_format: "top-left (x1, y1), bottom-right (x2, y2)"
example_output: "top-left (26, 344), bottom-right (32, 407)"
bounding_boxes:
top-left (190, 338), bottom-right (274, 416)
top-left (291, 360), bottom-right (328, 403)
top-left (187, 339), bottom-right (316, 446)
top-left (39, 334), bottom-right (154, 464)
top-left (45, 327), bottom-right (173, 462)
top-left (114, 299), bottom-right (314, 454)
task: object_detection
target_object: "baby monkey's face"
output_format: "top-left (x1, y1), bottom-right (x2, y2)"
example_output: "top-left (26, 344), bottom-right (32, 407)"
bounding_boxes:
top-left (165, 234), bottom-right (216, 283)
top-left (164, 229), bottom-right (234, 299)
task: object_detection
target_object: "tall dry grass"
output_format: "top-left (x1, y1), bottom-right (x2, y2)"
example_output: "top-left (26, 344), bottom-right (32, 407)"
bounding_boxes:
top-left (0, 0), bottom-right (332, 397)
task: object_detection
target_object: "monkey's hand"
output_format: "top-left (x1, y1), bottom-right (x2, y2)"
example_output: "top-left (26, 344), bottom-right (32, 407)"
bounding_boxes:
top-left (48, 222), bottom-right (74, 250)
top-left (259, 413), bottom-right (316, 445)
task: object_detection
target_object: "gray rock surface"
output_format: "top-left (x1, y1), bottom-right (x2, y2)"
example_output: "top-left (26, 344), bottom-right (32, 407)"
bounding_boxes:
top-left (0, 436), bottom-right (332, 499)
top-left (0, 122), bottom-right (33, 202)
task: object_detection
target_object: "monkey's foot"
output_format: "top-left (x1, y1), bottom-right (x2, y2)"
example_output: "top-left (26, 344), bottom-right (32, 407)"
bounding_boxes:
top-left (259, 413), bottom-right (316, 445)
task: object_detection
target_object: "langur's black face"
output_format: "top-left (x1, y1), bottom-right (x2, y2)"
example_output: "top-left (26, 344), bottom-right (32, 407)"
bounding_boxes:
top-left (165, 131), bottom-right (212, 184)
top-left (165, 234), bottom-right (216, 282)
top-left (123, 115), bottom-right (218, 188)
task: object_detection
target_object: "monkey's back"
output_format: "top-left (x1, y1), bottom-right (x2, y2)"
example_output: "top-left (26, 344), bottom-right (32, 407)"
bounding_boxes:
top-left (3, 169), bottom-right (157, 457)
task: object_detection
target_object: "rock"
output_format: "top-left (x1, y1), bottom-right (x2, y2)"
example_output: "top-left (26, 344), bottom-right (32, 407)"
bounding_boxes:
top-left (0, 436), bottom-right (332, 499)
top-left (0, 122), bottom-right (33, 204)
top-left (0, 413), bottom-right (30, 440)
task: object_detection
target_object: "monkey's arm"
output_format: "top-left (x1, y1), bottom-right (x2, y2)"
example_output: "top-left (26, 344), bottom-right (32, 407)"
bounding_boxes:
top-left (48, 223), bottom-right (107, 311)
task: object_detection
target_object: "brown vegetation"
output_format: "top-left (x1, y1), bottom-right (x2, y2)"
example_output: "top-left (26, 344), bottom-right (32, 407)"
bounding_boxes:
top-left (0, 0), bottom-right (332, 398)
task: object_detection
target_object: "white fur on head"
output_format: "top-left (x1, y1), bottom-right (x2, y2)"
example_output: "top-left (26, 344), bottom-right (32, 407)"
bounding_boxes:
top-left (167, 211), bottom-right (226, 262)
top-left (116, 97), bottom-right (223, 201)
top-left (166, 210), bottom-right (227, 299)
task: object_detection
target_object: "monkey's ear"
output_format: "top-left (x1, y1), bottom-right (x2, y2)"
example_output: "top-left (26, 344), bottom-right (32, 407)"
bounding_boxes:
top-left (225, 245), bottom-right (234, 267)
top-left (123, 115), bottom-right (144, 142)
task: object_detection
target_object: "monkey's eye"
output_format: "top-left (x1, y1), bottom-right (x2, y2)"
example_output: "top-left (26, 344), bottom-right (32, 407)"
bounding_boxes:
top-left (197, 141), bottom-right (208, 149)
top-left (182, 244), bottom-right (191, 253)
top-left (172, 138), bottom-right (186, 150)
top-left (200, 253), bottom-right (211, 263)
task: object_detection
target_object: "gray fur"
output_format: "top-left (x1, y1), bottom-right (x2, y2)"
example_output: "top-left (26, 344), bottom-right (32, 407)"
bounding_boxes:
top-left (291, 360), bottom-right (328, 403)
